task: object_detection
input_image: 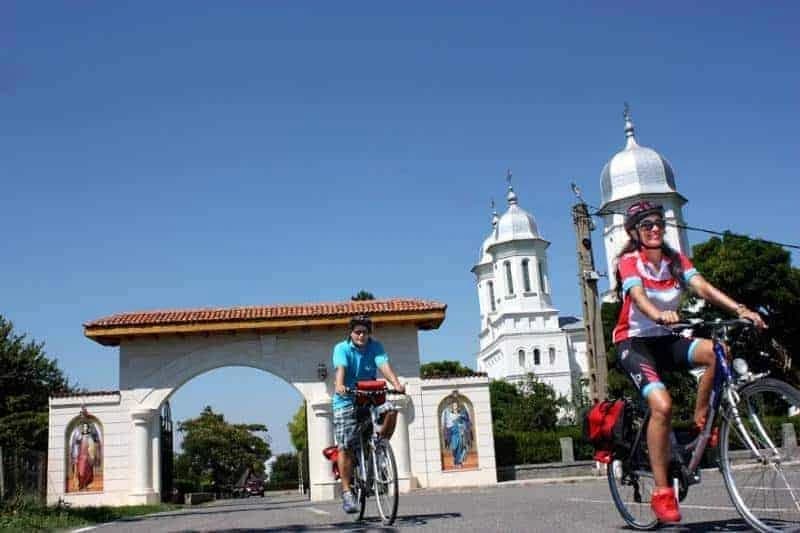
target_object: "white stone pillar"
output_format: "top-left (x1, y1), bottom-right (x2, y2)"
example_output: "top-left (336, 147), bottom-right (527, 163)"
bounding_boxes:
top-left (151, 413), bottom-right (161, 497)
top-left (308, 400), bottom-right (337, 502)
top-left (391, 396), bottom-right (414, 491)
top-left (130, 408), bottom-right (158, 504)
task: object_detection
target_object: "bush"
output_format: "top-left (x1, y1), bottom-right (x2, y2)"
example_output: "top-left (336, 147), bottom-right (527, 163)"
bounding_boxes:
top-left (494, 426), bottom-right (592, 466)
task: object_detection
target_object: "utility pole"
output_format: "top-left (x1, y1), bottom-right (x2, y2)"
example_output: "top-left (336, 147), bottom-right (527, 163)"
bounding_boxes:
top-left (571, 184), bottom-right (608, 403)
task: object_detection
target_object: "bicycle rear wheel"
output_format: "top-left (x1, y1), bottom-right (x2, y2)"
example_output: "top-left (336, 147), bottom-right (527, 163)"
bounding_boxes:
top-left (373, 440), bottom-right (399, 525)
top-left (720, 378), bottom-right (800, 532)
top-left (608, 457), bottom-right (659, 530)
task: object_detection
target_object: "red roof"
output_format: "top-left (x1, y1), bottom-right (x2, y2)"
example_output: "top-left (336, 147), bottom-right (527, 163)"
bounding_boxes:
top-left (84, 298), bottom-right (446, 345)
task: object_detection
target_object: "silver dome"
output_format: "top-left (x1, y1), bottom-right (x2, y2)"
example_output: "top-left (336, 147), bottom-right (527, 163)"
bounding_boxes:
top-left (492, 184), bottom-right (542, 246)
top-left (600, 110), bottom-right (678, 207)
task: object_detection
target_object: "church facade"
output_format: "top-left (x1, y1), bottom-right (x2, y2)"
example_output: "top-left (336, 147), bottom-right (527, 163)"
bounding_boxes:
top-left (472, 179), bottom-right (589, 403)
top-left (474, 108), bottom-right (691, 401)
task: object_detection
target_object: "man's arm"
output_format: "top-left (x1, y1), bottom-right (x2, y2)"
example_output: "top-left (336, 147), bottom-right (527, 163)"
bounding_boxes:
top-left (335, 365), bottom-right (347, 395)
top-left (378, 362), bottom-right (405, 393)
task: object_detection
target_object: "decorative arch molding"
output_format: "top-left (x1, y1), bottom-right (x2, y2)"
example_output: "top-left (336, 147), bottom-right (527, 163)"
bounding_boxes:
top-left (132, 337), bottom-right (309, 411)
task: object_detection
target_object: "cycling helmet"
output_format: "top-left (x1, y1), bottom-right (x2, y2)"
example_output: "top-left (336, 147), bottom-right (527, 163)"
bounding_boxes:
top-left (349, 314), bottom-right (373, 333)
top-left (624, 201), bottom-right (665, 232)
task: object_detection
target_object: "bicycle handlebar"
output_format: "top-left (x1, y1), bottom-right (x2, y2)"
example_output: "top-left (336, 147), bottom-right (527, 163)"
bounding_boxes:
top-left (665, 317), bottom-right (755, 333)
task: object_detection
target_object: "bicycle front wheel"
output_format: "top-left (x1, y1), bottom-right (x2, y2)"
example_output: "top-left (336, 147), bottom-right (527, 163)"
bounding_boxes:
top-left (373, 440), bottom-right (399, 525)
top-left (720, 378), bottom-right (800, 532)
top-left (608, 457), bottom-right (658, 530)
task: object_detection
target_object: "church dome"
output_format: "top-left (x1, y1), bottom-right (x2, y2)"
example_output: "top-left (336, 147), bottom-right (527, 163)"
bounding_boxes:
top-left (600, 109), bottom-right (678, 207)
top-left (493, 184), bottom-right (542, 245)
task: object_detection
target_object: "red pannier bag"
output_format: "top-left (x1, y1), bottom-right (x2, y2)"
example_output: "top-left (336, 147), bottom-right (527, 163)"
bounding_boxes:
top-left (356, 380), bottom-right (387, 407)
top-left (322, 446), bottom-right (340, 480)
top-left (583, 399), bottom-right (629, 464)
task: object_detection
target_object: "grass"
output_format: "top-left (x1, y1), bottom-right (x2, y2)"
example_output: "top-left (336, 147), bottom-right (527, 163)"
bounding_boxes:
top-left (0, 494), bottom-right (182, 532)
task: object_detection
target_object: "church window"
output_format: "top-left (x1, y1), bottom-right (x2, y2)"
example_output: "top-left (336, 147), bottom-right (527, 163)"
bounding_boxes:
top-left (522, 259), bottom-right (531, 293)
top-left (488, 282), bottom-right (496, 312)
top-left (537, 260), bottom-right (546, 294)
top-left (533, 348), bottom-right (541, 365)
top-left (549, 347), bottom-right (556, 364)
top-left (504, 261), bottom-right (514, 295)
top-left (518, 349), bottom-right (525, 368)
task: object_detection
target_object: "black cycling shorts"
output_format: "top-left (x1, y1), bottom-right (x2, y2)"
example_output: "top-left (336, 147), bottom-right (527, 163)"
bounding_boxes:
top-left (616, 335), bottom-right (703, 398)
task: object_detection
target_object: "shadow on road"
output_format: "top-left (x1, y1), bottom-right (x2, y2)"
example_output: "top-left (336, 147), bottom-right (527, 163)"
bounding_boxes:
top-left (624, 517), bottom-right (753, 532)
top-left (183, 511), bottom-right (462, 532)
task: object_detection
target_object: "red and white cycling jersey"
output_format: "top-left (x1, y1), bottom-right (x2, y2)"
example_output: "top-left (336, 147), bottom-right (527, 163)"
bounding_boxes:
top-left (612, 250), bottom-right (699, 343)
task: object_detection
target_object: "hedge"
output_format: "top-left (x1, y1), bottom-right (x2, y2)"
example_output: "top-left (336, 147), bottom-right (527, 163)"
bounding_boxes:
top-left (494, 426), bottom-right (592, 466)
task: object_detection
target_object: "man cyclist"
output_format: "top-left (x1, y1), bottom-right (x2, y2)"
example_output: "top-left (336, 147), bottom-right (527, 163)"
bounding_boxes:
top-left (613, 201), bottom-right (765, 523)
top-left (332, 314), bottom-right (405, 514)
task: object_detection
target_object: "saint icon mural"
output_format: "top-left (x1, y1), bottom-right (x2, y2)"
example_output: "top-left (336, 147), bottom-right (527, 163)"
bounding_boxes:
top-left (66, 408), bottom-right (103, 492)
top-left (438, 392), bottom-right (478, 471)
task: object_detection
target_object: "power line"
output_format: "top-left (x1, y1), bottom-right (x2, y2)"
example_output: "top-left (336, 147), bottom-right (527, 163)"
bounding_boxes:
top-left (588, 204), bottom-right (800, 251)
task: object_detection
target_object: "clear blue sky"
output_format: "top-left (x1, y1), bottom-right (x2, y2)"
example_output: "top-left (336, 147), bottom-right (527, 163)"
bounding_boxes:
top-left (3, 2), bottom-right (798, 455)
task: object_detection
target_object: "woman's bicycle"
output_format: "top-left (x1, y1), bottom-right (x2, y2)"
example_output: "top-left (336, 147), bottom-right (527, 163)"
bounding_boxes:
top-left (322, 380), bottom-right (402, 525)
top-left (608, 318), bottom-right (800, 532)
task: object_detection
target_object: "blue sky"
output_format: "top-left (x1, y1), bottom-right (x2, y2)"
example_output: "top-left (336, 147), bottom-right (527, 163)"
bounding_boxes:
top-left (3, 2), bottom-right (798, 454)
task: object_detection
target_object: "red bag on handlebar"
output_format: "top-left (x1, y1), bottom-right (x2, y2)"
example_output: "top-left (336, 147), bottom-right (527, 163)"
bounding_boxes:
top-left (356, 380), bottom-right (387, 406)
top-left (583, 399), bottom-right (629, 464)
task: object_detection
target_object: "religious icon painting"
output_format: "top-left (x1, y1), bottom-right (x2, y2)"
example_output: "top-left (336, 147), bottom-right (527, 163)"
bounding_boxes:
top-left (438, 392), bottom-right (478, 471)
top-left (65, 408), bottom-right (104, 493)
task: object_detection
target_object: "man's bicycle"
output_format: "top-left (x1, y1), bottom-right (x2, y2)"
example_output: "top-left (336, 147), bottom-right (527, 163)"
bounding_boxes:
top-left (323, 380), bottom-right (402, 525)
top-left (609, 318), bottom-right (800, 532)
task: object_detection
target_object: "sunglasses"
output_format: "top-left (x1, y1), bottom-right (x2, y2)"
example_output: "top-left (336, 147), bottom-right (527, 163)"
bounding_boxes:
top-left (637, 219), bottom-right (666, 231)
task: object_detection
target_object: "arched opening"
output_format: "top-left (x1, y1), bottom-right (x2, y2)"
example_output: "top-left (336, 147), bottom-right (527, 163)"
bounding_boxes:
top-left (163, 365), bottom-right (307, 501)
top-left (521, 259), bottom-right (531, 293)
top-left (504, 261), bottom-right (514, 295)
top-left (518, 349), bottom-right (526, 368)
top-left (533, 348), bottom-right (541, 366)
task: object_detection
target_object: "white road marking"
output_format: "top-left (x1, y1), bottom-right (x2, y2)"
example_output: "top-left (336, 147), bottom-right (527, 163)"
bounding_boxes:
top-left (307, 507), bottom-right (331, 516)
top-left (568, 497), bottom-right (736, 511)
top-left (71, 527), bottom-right (97, 533)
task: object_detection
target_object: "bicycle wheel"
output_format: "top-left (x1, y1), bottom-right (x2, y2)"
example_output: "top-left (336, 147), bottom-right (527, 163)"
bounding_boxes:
top-left (720, 378), bottom-right (800, 532)
top-left (608, 456), bottom-right (659, 530)
top-left (352, 446), bottom-right (368, 521)
top-left (373, 440), bottom-right (399, 525)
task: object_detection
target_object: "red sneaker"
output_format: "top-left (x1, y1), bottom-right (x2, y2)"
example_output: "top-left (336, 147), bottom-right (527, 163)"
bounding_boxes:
top-left (651, 487), bottom-right (681, 523)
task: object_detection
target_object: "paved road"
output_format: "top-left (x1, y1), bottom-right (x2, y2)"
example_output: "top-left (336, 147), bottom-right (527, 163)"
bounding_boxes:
top-left (81, 472), bottom-right (759, 532)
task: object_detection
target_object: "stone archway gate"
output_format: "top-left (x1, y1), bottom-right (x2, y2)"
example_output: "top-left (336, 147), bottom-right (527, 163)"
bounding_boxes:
top-left (47, 298), bottom-right (445, 507)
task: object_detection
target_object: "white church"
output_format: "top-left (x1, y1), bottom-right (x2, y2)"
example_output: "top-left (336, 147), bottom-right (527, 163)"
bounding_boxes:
top-left (474, 108), bottom-right (690, 402)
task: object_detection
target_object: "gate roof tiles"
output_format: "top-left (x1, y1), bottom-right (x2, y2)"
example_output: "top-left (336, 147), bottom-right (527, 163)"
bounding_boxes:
top-left (84, 298), bottom-right (446, 346)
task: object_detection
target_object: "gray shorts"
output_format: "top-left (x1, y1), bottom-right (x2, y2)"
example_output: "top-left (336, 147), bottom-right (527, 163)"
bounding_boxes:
top-left (333, 405), bottom-right (361, 451)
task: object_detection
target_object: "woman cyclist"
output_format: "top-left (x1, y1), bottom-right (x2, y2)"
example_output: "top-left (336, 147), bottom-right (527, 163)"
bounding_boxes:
top-left (612, 200), bottom-right (765, 523)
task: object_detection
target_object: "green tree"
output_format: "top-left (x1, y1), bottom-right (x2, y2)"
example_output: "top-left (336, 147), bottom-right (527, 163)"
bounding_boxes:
top-left (489, 375), bottom-right (565, 432)
top-left (489, 379), bottom-right (521, 433)
top-left (691, 233), bottom-right (800, 377)
top-left (268, 453), bottom-right (299, 488)
top-left (0, 315), bottom-right (78, 451)
top-left (351, 290), bottom-right (376, 301)
top-left (287, 402), bottom-right (309, 491)
top-left (513, 373), bottom-right (567, 430)
top-left (176, 406), bottom-right (271, 491)
top-left (420, 360), bottom-right (477, 379)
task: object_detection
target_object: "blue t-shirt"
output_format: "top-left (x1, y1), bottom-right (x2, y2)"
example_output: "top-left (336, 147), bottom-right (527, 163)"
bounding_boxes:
top-left (331, 338), bottom-right (389, 411)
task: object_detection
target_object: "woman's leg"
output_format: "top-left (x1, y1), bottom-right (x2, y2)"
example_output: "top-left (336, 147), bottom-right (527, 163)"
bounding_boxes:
top-left (647, 387), bottom-right (673, 488)
top-left (690, 339), bottom-right (724, 427)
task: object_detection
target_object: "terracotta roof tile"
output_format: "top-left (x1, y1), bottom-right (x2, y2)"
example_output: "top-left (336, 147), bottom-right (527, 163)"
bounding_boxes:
top-left (85, 298), bottom-right (446, 329)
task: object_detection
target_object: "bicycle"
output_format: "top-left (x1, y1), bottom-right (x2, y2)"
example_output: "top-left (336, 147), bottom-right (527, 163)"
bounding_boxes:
top-left (322, 380), bottom-right (402, 525)
top-left (608, 318), bottom-right (800, 532)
